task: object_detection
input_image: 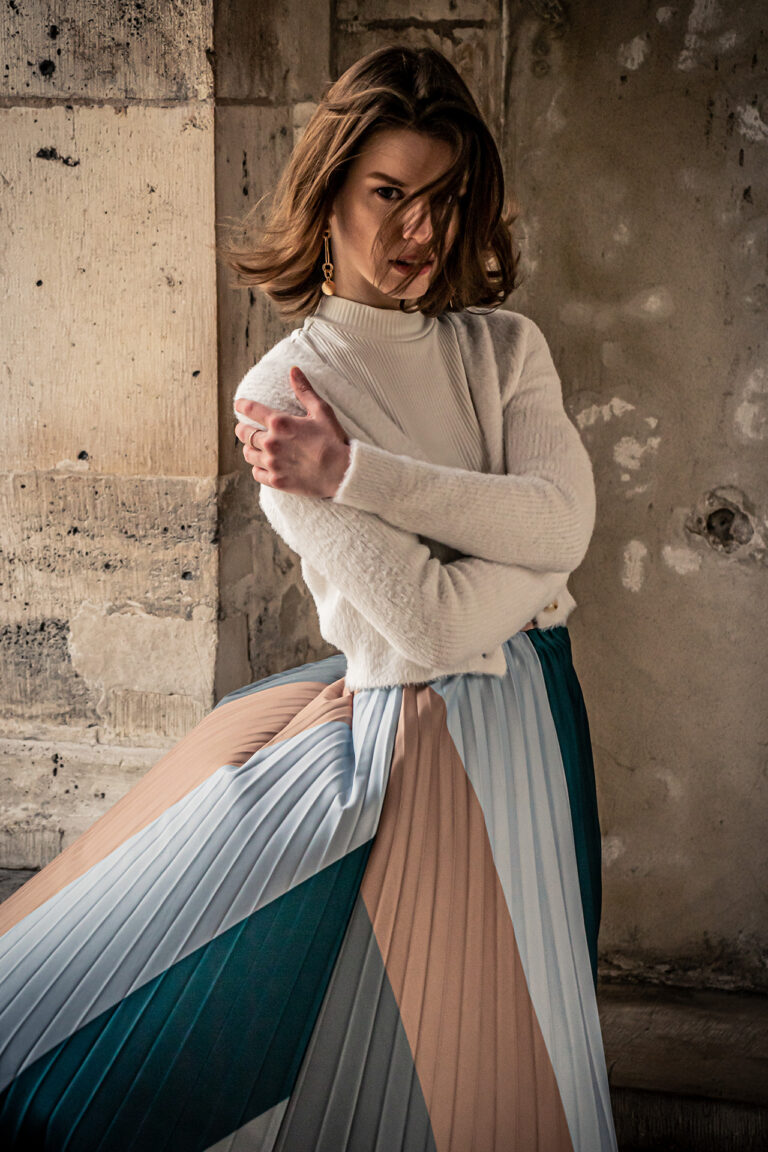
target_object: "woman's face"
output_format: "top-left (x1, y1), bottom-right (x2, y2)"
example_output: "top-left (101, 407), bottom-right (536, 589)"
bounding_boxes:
top-left (327, 127), bottom-right (466, 310)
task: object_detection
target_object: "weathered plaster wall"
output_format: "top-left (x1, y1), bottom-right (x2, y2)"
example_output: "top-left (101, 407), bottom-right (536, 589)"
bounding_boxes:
top-left (0, 3), bottom-right (219, 866)
top-left (501, 1), bottom-right (767, 992)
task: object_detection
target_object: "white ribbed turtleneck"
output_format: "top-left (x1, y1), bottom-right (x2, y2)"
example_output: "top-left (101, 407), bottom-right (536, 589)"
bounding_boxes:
top-left (233, 304), bottom-right (595, 689)
top-left (302, 294), bottom-right (485, 471)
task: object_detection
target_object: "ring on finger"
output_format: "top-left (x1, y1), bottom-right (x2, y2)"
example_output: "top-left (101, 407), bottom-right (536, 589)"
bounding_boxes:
top-left (248, 428), bottom-right (260, 449)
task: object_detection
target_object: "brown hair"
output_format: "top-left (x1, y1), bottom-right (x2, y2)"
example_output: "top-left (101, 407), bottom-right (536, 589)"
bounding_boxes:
top-left (216, 44), bottom-right (521, 320)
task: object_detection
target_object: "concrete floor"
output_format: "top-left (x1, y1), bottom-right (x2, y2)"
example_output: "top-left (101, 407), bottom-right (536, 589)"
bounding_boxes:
top-left (600, 982), bottom-right (768, 1150)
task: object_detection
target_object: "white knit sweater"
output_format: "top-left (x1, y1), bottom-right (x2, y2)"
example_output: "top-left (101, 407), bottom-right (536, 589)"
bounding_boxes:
top-left (233, 297), bottom-right (596, 691)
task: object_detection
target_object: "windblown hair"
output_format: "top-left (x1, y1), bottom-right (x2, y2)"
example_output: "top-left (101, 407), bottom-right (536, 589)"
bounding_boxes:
top-left (216, 44), bottom-right (521, 320)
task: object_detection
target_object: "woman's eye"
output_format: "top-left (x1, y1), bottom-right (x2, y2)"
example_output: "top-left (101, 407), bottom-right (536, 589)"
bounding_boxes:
top-left (375, 186), bottom-right (402, 201)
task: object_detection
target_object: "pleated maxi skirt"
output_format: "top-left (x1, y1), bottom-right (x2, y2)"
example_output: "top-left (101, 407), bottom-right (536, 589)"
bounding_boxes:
top-left (0, 626), bottom-right (618, 1152)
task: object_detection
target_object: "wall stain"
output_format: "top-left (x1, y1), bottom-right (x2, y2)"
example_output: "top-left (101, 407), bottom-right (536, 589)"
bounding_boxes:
top-left (35, 146), bottom-right (79, 168)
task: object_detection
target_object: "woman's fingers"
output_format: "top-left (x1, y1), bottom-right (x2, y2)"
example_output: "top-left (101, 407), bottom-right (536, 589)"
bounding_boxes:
top-left (235, 420), bottom-right (265, 445)
top-left (234, 396), bottom-right (277, 425)
top-left (235, 398), bottom-right (345, 497)
top-left (235, 421), bottom-right (265, 465)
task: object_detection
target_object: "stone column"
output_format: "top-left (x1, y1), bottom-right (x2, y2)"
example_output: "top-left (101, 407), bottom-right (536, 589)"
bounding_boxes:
top-left (1, 3), bottom-right (219, 867)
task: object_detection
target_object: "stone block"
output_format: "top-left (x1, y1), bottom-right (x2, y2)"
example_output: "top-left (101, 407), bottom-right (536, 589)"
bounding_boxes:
top-left (0, 471), bottom-right (218, 733)
top-left (0, 0), bottom-right (213, 101)
top-left (2, 103), bottom-right (217, 477)
top-left (0, 735), bottom-right (164, 870)
top-left (335, 24), bottom-right (501, 134)
top-left (216, 471), bottom-right (336, 687)
top-left (214, 0), bottom-right (330, 103)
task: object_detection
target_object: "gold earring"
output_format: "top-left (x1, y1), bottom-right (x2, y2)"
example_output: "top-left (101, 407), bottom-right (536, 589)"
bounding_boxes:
top-left (321, 228), bottom-right (335, 295)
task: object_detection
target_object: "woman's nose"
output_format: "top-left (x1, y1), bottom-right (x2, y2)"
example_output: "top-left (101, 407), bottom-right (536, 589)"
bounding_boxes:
top-left (402, 199), bottom-right (433, 242)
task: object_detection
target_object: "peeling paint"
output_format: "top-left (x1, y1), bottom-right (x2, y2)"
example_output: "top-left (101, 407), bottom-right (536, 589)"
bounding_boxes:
top-left (662, 544), bottom-right (703, 574)
top-left (613, 434), bottom-right (661, 470)
top-left (575, 396), bottom-right (636, 429)
top-left (734, 368), bottom-right (768, 441)
top-left (617, 35), bottom-right (650, 70)
top-left (54, 458), bottom-right (90, 472)
top-left (644, 416), bottom-right (659, 428)
top-left (543, 90), bottom-right (568, 134)
top-left (685, 486), bottom-right (759, 558)
top-left (736, 104), bottom-right (768, 144)
top-left (677, 0), bottom-right (722, 71)
top-left (655, 6), bottom-right (675, 23)
top-left (623, 286), bottom-right (675, 319)
top-left (654, 767), bottom-right (684, 799)
top-left (602, 835), bottom-right (626, 866)
top-left (561, 287), bottom-right (674, 328)
top-left (622, 539), bottom-right (649, 591)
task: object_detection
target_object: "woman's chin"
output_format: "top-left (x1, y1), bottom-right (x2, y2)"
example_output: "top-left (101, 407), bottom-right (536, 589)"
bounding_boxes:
top-left (388, 275), bottom-right (431, 300)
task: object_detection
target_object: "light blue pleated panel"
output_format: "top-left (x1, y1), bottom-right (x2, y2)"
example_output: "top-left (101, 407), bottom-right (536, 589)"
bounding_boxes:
top-left (214, 652), bottom-right (348, 708)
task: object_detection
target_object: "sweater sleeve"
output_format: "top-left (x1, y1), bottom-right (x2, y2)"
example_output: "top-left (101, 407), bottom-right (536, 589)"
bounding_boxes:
top-left (233, 358), bottom-right (567, 668)
top-left (258, 486), bottom-right (567, 668)
top-left (330, 316), bottom-right (596, 572)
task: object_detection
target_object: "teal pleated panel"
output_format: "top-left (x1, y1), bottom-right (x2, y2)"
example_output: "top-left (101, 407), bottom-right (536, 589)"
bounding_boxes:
top-left (0, 842), bottom-right (372, 1152)
top-left (525, 626), bottom-right (602, 986)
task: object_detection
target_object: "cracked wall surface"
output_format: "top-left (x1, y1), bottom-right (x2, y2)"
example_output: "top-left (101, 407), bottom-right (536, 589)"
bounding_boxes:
top-left (2, 0), bottom-right (766, 992)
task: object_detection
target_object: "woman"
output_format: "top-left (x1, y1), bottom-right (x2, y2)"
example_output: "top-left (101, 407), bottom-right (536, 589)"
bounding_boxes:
top-left (0, 45), bottom-right (617, 1151)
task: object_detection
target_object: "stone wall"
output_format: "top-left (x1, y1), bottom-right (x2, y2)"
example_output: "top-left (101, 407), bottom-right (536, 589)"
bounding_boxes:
top-left (1, 2), bottom-right (219, 864)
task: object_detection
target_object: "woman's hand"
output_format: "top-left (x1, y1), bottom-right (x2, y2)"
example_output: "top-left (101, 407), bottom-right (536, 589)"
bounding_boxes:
top-left (234, 366), bottom-right (351, 499)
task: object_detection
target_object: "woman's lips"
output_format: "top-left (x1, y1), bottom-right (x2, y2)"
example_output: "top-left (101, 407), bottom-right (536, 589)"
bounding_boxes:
top-left (391, 258), bottom-right (433, 275)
